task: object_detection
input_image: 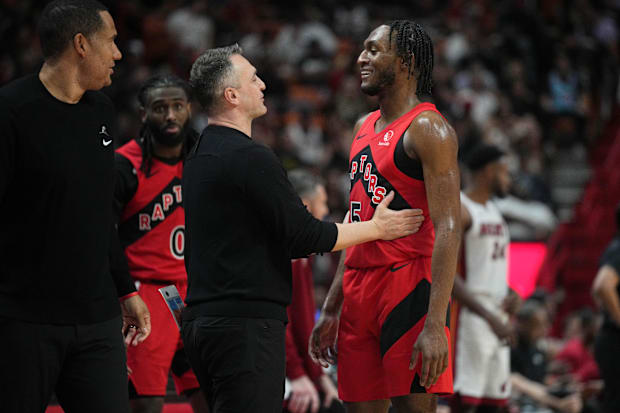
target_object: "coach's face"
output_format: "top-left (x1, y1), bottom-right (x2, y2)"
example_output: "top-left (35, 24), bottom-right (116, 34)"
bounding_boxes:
top-left (230, 54), bottom-right (267, 119)
top-left (80, 11), bottom-right (122, 90)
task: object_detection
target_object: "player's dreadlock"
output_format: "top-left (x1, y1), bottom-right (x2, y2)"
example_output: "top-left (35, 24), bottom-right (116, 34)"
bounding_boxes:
top-left (137, 75), bottom-right (198, 176)
top-left (388, 20), bottom-right (434, 98)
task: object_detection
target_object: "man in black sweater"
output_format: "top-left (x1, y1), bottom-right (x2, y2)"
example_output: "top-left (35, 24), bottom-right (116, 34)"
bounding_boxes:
top-left (182, 44), bottom-right (425, 413)
top-left (0, 1), bottom-right (150, 412)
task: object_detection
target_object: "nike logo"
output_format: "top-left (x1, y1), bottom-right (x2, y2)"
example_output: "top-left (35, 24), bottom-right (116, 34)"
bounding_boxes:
top-left (390, 262), bottom-right (411, 272)
top-left (356, 133), bottom-right (367, 140)
top-left (102, 139), bottom-right (112, 146)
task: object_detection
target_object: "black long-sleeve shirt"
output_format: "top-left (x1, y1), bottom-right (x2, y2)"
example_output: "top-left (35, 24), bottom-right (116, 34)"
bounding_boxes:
top-left (0, 74), bottom-right (135, 324)
top-left (183, 125), bottom-right (337, 322)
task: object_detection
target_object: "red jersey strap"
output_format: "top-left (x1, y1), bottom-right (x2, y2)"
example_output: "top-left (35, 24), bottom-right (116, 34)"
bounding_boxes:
top-left (352, 103), bottom-right (441, 159)
top-left (357, 103), bottom-right (440, 136)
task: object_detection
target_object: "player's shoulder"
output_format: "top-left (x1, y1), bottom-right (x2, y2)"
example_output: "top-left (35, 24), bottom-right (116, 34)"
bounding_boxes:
top-left (350, 111), bottom-right (377, 142)
top-left (405, 107), bottom-right (457, 153)
top-left (410, 109), bottom-right (454, 135)
top-left (354, 112), bottom-right (374, 130)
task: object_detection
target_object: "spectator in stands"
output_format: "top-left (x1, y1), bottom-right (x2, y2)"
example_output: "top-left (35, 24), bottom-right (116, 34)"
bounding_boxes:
top-left (510, 300), bottom-right (583, 413)
top-left (543, 53), bottom-right (584, 116)
top-left (550, 308), bottom-right (600, 384)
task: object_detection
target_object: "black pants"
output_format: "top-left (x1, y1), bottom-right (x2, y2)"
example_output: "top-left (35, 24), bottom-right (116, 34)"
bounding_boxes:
top-left (0, 315), bottom-right (129, 413)
top-left (182, 316), bottom-right (286, 413)
top-left (594, 327), bottom-right (620, 413)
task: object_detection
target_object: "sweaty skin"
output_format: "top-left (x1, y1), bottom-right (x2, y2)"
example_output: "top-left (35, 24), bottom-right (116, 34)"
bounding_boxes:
top-left (402, 109), bottom-right (461, 387)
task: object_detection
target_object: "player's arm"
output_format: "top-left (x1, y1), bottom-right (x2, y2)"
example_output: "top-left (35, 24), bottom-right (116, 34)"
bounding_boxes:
top-left (310, 115), bottom-right (370, 366)
top-left (502, 287), bottom-right (522, 316)
top-left (592, 264), bottom-right (620, 326)
top-left (452, 203), bottom-right (514, 341)
top-left (310, 246), bottom-right (346, 367)
top-left (404, 111), bottom-right (461, 388)
top-left (451, 203), bottom-right (492, 318)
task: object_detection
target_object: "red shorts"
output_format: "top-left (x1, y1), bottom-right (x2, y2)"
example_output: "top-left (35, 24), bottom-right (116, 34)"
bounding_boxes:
top-left (337, 256), bottom-right (453, 402)
top-left (127, 280), bottom-right (199, 396)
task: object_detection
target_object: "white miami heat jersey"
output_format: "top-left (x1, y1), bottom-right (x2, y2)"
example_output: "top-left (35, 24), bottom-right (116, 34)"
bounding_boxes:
top-left (461, 193), bottom-right (510, 303)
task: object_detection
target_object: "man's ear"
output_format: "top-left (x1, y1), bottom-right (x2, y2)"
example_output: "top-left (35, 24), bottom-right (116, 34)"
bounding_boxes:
top-left (140, 107), bottom-right (147, 123)
top-left (223, 87), bottom-right (239, 106)
top-left (73, 33), bottom-right (88, 58)
top-left (400, 55), bottom-right (413, 73)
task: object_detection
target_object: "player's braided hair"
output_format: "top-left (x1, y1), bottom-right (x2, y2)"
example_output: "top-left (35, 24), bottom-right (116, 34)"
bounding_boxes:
top-left (388, 20), bottom-right (434, 97)
top-left (137, 75), bottom-right (197, 176)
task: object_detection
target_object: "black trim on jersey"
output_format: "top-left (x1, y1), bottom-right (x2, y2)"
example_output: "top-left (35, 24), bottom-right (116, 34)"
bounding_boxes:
top-left (153, 153), bottom-right (183, 166)
top-left (394, 135), bottom-right (424, 180)
top-left (410, 374), bottom-right (427, 394)
top-left (379, 278), bottom-right (450, 358)
top-left (350, 145), bottom-right (411, 209)
top-left (380, 279), bottom-right (430, 357)
top-left (118, 177), bottom-right (182, 247)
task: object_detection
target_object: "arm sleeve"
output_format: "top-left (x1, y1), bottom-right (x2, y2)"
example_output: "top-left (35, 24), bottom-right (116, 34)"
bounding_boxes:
top-left (109, 153), bottom-right (139, 297)
top-left (0, 97), bottom-right (16, 204)
top-left (242, 145), bottom-right (337, 258)
top-left (113, 153), bottom-right (139, 223)
top-left (109, 224), bottom-right (136, 297)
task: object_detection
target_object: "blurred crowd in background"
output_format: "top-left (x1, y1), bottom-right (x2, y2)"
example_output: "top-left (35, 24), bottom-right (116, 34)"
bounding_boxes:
top-left (3, 0), bottom-right (618, 224)
top-left (2, 0), bottom-right (620, 411)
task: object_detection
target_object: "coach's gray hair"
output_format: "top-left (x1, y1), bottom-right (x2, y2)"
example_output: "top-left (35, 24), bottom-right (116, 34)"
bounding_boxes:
top-left (288, 169), bottom-right (323, 199)
top-left (190, 44), bottom-right (243, 114)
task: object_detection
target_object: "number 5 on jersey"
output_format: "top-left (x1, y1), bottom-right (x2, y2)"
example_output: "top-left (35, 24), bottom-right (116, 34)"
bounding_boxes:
top-left (350, 201), bottom-right (362, 223)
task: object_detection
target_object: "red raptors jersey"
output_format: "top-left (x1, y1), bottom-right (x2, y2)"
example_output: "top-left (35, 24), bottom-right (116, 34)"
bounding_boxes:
top-left (117, 140), bottom-right (186, 282)
top-left (345, 103), bottom-right (440, 268)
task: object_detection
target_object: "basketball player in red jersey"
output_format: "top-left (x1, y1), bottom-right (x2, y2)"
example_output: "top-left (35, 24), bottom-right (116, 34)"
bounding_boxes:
top-left (114, 75), bottom-right (208, 413)
top-left (310, 21), bottom-right (461, 413)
